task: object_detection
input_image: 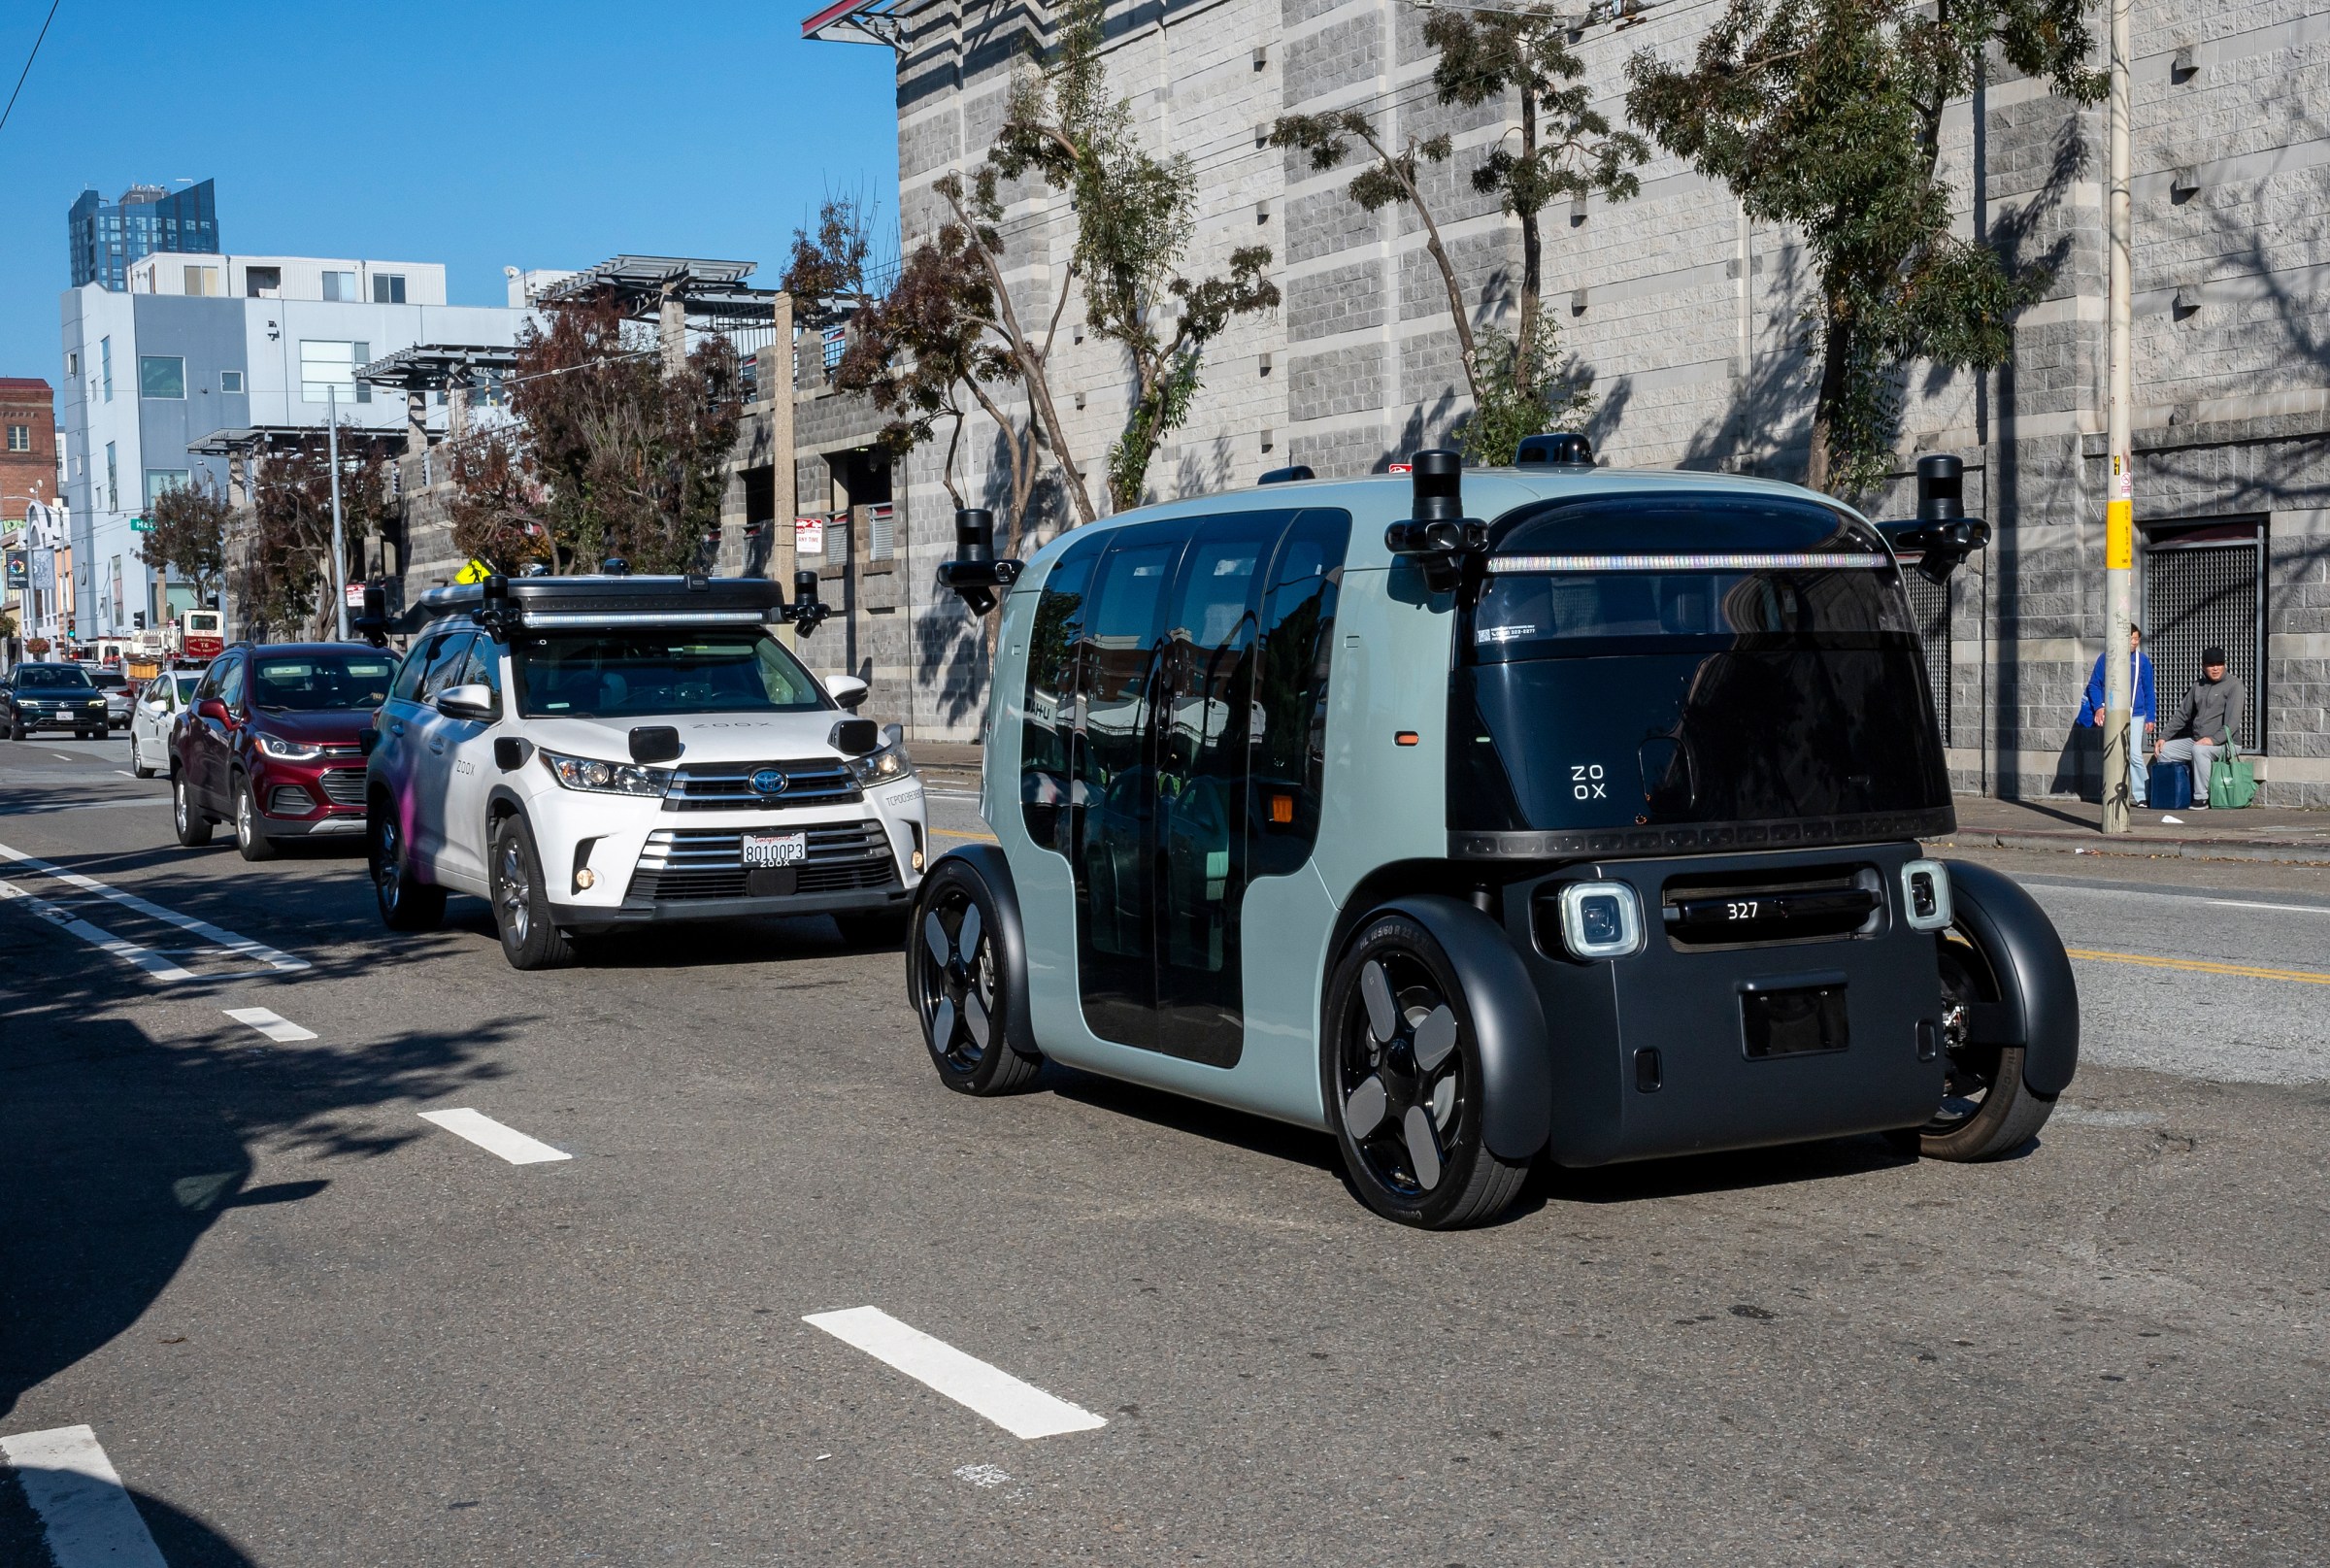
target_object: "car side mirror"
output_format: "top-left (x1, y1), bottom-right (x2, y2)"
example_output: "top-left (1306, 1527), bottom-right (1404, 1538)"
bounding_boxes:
top-left (197, 697), bottom-right (230, 723)
top-left (435, 684), bottom-right (495, 722)
top-left (824, 674), bottom-right (869, 712)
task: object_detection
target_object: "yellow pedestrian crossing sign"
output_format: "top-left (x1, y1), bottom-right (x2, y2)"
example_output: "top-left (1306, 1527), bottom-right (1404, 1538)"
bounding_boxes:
top-left (455, 558), bottom-right (495, 584)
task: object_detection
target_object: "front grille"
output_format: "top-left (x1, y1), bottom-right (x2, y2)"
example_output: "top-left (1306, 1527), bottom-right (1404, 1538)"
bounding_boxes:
top-left (318, 742), bottom-right (365, 760)
top-left (663, 759), bottom-right (860, 811)
top-left (1657, 864), bottom-right (1883, 950)
top-left (625, 822), bottom-right (898, 903)
top-left (317, 767), bottom-right (367, 806)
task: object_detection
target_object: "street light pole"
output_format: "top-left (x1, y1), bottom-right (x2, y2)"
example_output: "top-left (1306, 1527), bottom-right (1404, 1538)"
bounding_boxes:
top-left (328, 382), bottom-right (350, 642)
top-left (2099, 0), bottom-right (2136, 833)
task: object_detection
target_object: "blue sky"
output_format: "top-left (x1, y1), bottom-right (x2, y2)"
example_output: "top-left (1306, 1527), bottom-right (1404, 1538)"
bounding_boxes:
top-left (0, 0), bottom-right (901, 395)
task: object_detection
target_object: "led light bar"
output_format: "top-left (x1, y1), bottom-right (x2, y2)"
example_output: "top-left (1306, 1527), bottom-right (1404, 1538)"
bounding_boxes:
top-left (518, 610), bottom-right (773, 628)
top-left (1486, 552), bottom-right (1890, 573)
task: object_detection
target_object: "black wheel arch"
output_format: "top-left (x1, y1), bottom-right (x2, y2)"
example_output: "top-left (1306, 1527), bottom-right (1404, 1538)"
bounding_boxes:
top-left (1357, 893), bottom-right (1551, 1163)
top-left (1942, 859), bottom-right (2080, 1099)
top-left (915, 845), bottom-right (1042, 1062)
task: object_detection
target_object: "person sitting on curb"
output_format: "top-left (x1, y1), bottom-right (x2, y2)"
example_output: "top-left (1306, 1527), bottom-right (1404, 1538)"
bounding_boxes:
top-left (2154, 645), bottom-right (2247, 809)
top-left (2076, 625), bottom-right (2155, 808)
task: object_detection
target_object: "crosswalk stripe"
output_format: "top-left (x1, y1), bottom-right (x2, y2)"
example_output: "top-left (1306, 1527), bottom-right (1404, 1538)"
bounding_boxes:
top-left (0, 1424), bottom-right (170, 1568)
top-left (223, 1006), bottom-right (318, 1043)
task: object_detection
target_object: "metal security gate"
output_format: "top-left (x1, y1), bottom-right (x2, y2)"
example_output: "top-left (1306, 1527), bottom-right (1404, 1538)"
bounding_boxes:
top-left (2144, 519), bottom-right (2264, 751)
top-left (1904, 571), bottom-right (1952, 746)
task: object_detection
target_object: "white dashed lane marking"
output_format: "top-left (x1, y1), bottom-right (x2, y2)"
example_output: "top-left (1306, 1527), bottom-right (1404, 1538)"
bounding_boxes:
top-left (805, 1306), bottom-right (1108, 1440)
top-left (0, 878), bottom-right (196, 981)
top-left (418, 1108), bottom-right (573, 1165)
top-left (0, 1424), bottom-right (170, 1568)
top-left (0, 840), bottom-right (309, 972)
top-left (223, 1006), bottom-right (317, 1043)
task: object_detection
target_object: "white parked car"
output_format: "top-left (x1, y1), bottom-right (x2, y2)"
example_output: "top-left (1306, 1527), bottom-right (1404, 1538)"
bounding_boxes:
top-left (364, 574), bottom-right (927, 970)
top-left (129, 668), bottom-right (204, 776)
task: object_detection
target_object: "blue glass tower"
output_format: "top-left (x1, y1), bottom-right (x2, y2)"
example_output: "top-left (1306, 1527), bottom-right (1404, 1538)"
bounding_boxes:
top-left (68, 180), bottom-right (221, 290)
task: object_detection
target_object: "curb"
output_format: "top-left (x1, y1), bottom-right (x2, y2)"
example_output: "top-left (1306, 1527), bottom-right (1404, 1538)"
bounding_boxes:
top-left (1926, 830), bottom-right (2330, 866)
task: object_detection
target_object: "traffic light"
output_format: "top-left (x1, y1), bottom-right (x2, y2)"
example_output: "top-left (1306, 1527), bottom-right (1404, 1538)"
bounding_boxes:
top-left (132, 612), bottom-right (147, 630)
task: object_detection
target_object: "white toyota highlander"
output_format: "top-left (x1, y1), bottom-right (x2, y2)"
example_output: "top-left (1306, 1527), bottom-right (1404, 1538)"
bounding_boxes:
top-left (363, 573), bottom-right (925, 969)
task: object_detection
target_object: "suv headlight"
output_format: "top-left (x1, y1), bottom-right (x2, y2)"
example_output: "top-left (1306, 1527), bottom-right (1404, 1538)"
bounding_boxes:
top-left (1557, 881), bottom-right (1646, 959)
top-left (257, 734), bottom-right (324, 760)
top-left (540, 749), bottom-right (672, 797)
top-left (846, 739), bottom-right (915, 786)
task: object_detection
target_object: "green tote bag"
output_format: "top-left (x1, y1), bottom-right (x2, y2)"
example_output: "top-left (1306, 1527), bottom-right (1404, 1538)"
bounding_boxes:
top-left (2209, 741), bottom-right (2258, 810)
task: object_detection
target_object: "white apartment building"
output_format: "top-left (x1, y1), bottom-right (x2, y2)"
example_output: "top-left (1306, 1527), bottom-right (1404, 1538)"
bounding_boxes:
top-left (57, 251), bottom-right (535, 639)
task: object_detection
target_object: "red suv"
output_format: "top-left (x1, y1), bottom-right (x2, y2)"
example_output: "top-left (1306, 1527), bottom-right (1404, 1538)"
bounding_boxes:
top-left (172, 643), bottom-right (398, 861)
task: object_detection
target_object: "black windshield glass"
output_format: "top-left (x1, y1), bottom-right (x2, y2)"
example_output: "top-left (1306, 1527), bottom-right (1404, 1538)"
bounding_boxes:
top-left (514, 631), bottom-right (828, 719)
top-left (251, 653), bottom-right (397, 711)
top-left (1453, 501), bottom-right (1946, 832)
top-left (16, 665), bottom-right (92, 688)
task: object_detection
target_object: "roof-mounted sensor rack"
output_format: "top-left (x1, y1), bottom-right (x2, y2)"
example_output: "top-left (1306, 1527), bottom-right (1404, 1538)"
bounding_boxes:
top-left (408, 572), bottom-right (829, 635)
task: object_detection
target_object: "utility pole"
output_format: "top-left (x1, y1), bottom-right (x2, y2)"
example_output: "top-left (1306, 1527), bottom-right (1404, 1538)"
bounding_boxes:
top-left (2099, 0), bottom-right (2136, 833)
top-left (327, 383), bottom-right (351, 642)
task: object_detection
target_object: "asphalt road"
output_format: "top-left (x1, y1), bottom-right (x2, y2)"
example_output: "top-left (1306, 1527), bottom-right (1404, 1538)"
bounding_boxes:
top-left (3, 736), bottom-right (2326, 1566)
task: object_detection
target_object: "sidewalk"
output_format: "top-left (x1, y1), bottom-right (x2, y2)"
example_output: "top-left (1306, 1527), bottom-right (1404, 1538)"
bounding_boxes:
top-left (1928, 796), bottom-right (2330, 865)
top-left (907, 742), bottom-right (2330, 864)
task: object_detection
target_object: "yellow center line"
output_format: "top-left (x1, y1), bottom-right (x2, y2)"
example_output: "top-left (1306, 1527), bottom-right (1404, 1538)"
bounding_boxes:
top-left (931, 827), bottom-right (999, 842)
top-left (2065, 949), bottom-right (2330, 986)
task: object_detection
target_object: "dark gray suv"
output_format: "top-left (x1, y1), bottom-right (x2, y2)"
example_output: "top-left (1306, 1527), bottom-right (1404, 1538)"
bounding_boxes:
top-left (3, 662), bottom-right (112, 740)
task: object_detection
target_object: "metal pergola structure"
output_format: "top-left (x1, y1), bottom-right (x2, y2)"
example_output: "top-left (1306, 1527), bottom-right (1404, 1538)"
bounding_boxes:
top-left (800, 0), bottom-right (915, 47)
top-left (536, 255), bottom-right (781, 324)
top-left (354, 344), bottom-right (519, 394)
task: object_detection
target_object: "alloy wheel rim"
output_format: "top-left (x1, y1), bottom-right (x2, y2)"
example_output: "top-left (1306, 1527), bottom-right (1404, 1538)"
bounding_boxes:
top-left (498, 839), bottom-right (531, 944)
top-left (1338, 951), bottom-right (1466, 1197)
top-left (1924, 940), bottom-right (1999, 1132)
top-left (237, 788), bottom-right (252, 846)
top-left (918, 889), bottom-right (994, 1071)
top-left (376, 820), bottom-right (402, 908)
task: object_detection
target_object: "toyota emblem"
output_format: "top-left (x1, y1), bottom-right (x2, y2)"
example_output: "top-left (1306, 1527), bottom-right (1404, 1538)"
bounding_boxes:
top-left (749, 768), bottom-right (789, 796)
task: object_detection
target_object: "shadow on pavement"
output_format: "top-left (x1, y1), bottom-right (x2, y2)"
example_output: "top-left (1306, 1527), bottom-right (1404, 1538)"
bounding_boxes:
top-left (0, 967), bottom-right (516, 1427)
top-left (0, 1462), bottom-right (259, 1568)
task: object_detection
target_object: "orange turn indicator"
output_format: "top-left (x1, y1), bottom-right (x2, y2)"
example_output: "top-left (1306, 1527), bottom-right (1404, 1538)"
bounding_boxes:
top-left (1394, 731), bottom-right (1419, 747)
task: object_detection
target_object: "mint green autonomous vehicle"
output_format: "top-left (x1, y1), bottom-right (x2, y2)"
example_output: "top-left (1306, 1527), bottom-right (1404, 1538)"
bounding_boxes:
top-left (911, 443), bottom-right (2077, 1228)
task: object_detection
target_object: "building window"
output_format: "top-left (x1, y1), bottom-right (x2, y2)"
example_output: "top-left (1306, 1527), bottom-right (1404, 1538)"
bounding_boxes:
top-left (300, 340), bottom-right (373, 404)
top-left (246, 266), bottom-right (281, 297)
top-left (145, 470), bottom-right (189, 507)
top-left (139, 356), bottom-right (186, 399)
top-left (372, 273), bottom-right (407, 304)
top-left (5, 425), bottom-right (27, 452)
top-left (183, 265), bottom-right (220, 296)
top-left (65, 351), bottom-right (77, 376)
top-left (106, 442), bottom-right (117, 511)
top-left (321, 270), bottom-right (357, 302)
top-left (220, 370), bottom-right (244, 394)
top-left (100, 337), bottom-right (113, 401)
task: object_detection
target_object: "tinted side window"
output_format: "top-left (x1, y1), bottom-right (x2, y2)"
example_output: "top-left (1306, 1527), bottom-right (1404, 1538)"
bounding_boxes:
top-left (216, 656), bottom-right (247, 709)
top-left (194, 657), bottom-right (226, 701)
top-left (1020, 535), bottom-right (1102, 853)
top-left (459, 636), bottom-right (504, 704)
top-left (418, 633), bottom-right (475, 700)
top-left (1248, 511), bottom-right (1349, 879)
top-left (390, 634), bottom-right (447, 702)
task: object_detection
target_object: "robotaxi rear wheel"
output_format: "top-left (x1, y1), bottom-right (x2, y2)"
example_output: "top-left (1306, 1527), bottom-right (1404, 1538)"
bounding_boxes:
top-left (1894, 930), bottom-right (2056, 1161)
top-left (909, 860), bottom-right (1039, 1095)
top-left (1324, 914), bottom-right (1530, 1229)
top-left (369, 808), bottom-right (446, 932)
top-left (490, 816), bottom-right (578, 971)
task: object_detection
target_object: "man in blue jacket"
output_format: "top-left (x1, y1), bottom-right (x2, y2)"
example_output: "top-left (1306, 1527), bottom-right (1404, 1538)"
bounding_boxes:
top-left (2076, 625), bottom-right (2156, 806)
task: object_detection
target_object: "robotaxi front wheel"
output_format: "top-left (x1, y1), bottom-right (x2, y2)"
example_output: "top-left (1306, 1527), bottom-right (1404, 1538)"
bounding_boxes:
top-left (489, 816), bottom-right (578, 971)
top-left (369, 808), bottom-right (446, 933)
top-left (909, 859), bottom-right (1040, 1095)
top-left (1323, 914), bottom-right (1530, 1230)
top-left (1894, 930), bottom-right (2056, 1161)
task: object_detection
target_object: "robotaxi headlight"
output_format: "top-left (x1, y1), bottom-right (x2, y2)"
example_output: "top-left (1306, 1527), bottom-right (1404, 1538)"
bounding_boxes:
top-left (1899, 859), bottom-right (1953, 932)
top-left (539, 749), bottom-right (672, 797)
top-left (1558, 881), bottom-right (1645, 960)
top-left (845, 740), bottom-right (915, 786)
top-left (257, 734), bottom-right (325, 761)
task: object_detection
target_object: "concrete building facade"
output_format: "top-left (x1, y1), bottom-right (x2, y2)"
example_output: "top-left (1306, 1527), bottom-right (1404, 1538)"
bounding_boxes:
top-left (816, 0), bottom-right (2330, 801)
